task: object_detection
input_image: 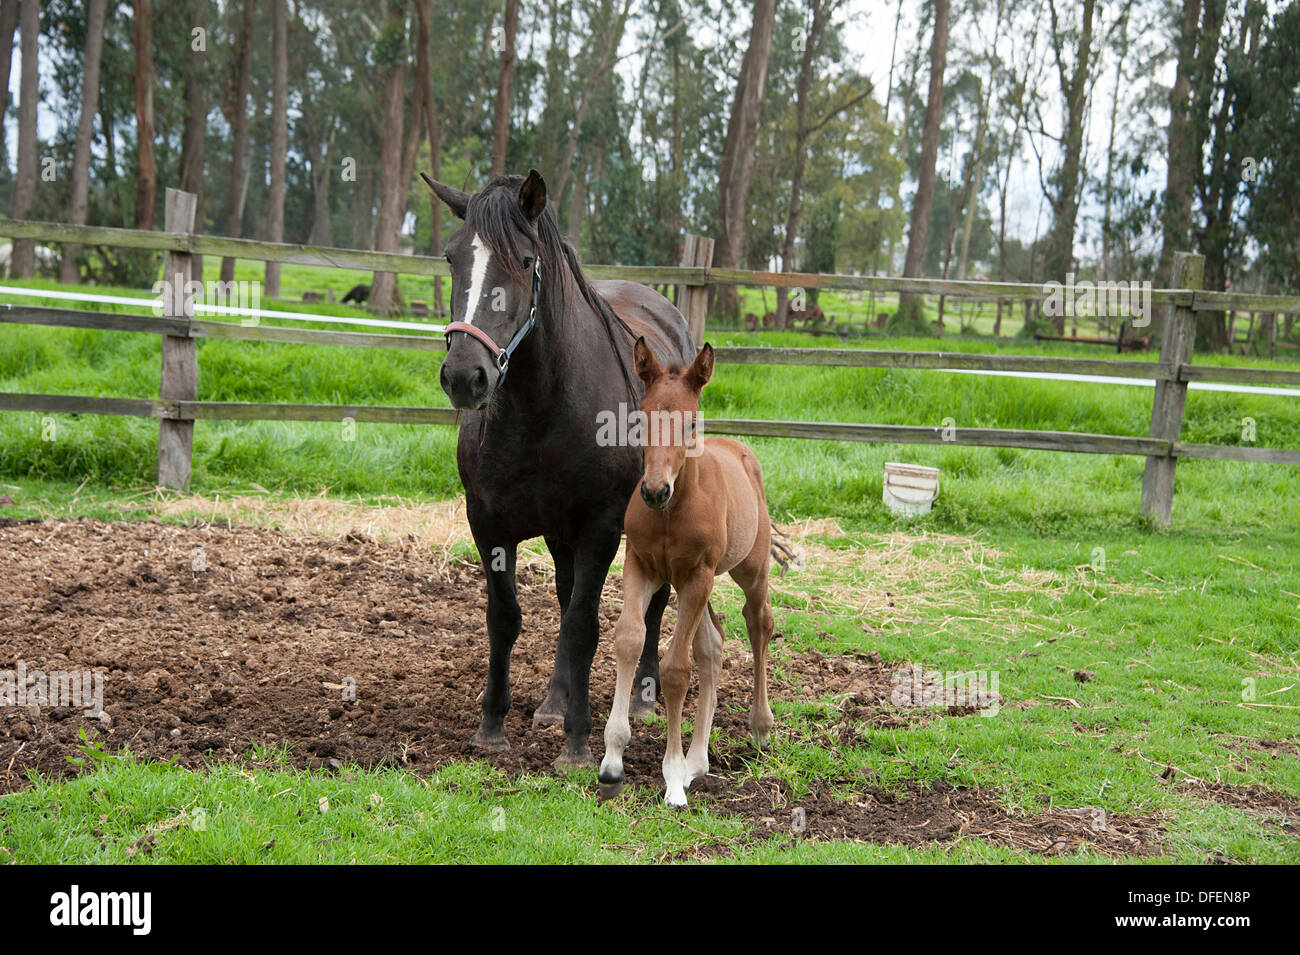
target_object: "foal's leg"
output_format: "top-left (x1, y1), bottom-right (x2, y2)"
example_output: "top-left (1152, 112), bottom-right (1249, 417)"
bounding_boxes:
top-left (472, 537), bottom-right (521, 751)
top-left (732, 559), bottom-right (775, 750)
top-left (683, 602), bottom-right (724, 788)
top-left (533, 536), bottom-right (574, 727)
top-left (554, 529), bottom-right (622, 768)
top-left (598, 553), bottom-right (661, 796)
top-left (630, 583), bottom-right (670, 719)
top-left (661, 567), bottom-right (712, 806)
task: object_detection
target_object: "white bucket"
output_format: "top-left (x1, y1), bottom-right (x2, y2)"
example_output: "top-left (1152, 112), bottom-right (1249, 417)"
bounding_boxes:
top-left (883, 462), bottom-right (940, 517)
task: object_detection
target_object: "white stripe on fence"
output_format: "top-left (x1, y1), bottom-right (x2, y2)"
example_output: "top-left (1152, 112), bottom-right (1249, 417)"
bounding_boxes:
top-left (3, 285), bottom-right (1297, 398)
top-left (0, 284), bottom-right (448, 333)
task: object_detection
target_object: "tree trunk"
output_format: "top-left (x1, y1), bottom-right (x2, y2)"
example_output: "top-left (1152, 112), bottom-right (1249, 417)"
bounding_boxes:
top-left (1158, 0), bottom-right (1202, 288)
top-left (490, 0), bottom-right (519, 176)
top-left (132, 0), bottom-right (157, 232)
top-left (178, 0), bottom-right (208, 281)
top-left (776, 0), bottom-right (834, 330)
top-left (306, 123), bottom-right (334, 246)
top-left (897, 0), bottom-right (950, 324)
top-left (369, 4), bottom-right (410, 311)
top-left (220, 0), bottom-right (255, 283)
top-left (1041, 0), bottom-right (1096, 332)
top-left (956, 61), bottom-right (995, 281)
top-left (567, 162), bottom-right (586, 249)
top-left (552, 0), bottom-right (633, 205)
top-left (415, 0), bottom-right (443, 311)
top-left (60, 0), bottom-right (108, 283)
top-left (713, 0), bottom-right (778, 320)
top-left (265, 0), bottom-right (288, 297)
top-left (11, 0), bottom-right (40, 278)
top-left (0, 0), bottom-right (18, 169)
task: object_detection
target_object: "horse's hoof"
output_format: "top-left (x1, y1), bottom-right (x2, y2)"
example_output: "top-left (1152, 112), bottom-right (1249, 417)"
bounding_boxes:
top-left (553, 747), bottom-right (596, 770)
top-left (597, 780), bottom-right (624, 801)
top-left (531, 709), bottom-right (565, 729)
top-left (471, 730), bottom-right (510, 753)
top-left (629, 696), bottom-right (656, 720)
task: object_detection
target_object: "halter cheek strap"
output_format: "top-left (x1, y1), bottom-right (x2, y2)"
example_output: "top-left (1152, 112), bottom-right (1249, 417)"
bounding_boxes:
top-left (444, 254), bottom-right (541, 384)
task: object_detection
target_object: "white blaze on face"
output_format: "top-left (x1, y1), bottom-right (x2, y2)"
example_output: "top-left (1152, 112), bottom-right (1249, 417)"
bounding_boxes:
top-left (463, 232), bottom-right (493, 325)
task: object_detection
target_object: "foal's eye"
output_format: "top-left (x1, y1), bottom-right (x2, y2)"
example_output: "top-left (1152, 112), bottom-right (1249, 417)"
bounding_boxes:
top-left (522, 256), bottom-right (535, 269)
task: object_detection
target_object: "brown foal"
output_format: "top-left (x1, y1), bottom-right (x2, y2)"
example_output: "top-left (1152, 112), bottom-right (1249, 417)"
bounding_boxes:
top-left (598, 339), bottom-right (775, 806)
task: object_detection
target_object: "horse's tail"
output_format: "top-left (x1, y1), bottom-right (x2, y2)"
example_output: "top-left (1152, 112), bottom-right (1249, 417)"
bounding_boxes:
top-left (769, 520), bottom-right (802, 576)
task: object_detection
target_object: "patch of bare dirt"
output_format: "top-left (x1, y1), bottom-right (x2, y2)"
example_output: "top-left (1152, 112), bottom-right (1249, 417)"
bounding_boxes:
top-left (0, 518), bottom-right (917, 792)
top-left (1178, 781), bottom-right (1300, 834)
top-left (690, 775), bottom-right (1165, 856)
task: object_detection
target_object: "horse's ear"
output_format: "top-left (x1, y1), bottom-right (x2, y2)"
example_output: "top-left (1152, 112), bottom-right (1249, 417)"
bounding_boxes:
top-left (633, 337), bottom-right (661, 385)
top-left (686, 343), bottom-right (714, 391)
top-left (421, 173), bottom-right (469, 219)
top-left (519, 169), bottom-right (547, 221)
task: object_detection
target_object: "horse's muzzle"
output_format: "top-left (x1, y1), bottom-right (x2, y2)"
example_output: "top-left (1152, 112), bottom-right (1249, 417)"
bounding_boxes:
top-left (440, 360), bottom-right (494, 410)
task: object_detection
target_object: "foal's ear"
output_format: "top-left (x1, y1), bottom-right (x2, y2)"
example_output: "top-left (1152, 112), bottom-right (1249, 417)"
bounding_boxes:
top-left (633, 337), bottom-right (662, 385)
top-left (519, 169), bottom-right (548, 221)
top-left (686, 343), bottom-right (714, 391)
top-left (421, 173), bottom-right (469, 219)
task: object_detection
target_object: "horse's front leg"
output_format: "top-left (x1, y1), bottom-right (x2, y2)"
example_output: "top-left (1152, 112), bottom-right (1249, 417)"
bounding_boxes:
top-left (598, 552), bottom-right (661, 797)
top-left (661, 566), bottom-right (712, 806)
top-left (533, 536), bottom-right (574, 727)
top-left (554, 532), bottom-right (621, 768)
top-left (472, 537), bottom-right (521, 752)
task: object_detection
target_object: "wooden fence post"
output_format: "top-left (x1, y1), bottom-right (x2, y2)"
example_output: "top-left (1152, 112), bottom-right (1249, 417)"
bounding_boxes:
top-left (677, 234), bottom-right (714, 347)
top-left (1141, 250), bottom-right (1203, 526)
top-left (158, 188), bottom-right (199, 490)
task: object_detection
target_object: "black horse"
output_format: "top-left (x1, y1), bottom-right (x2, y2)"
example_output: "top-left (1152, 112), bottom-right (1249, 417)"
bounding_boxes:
top-left (423, 169), bottom-right (695, 766)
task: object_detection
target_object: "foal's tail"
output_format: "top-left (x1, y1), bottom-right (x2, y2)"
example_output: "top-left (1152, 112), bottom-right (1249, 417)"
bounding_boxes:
top-left (769, 521), bottom-right (802, 576)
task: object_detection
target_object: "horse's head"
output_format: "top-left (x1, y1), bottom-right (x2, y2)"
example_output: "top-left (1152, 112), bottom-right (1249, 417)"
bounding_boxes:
top-left (632, 338), bottom-right (713, 510)
top-left (423, 169), bottom-right (550, 410)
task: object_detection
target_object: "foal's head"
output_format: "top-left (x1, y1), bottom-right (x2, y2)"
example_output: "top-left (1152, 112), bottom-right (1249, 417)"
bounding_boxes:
top-left (632, 338), bottom-right (714, 510)
top-left (423, 169), bottom-right (553, 410)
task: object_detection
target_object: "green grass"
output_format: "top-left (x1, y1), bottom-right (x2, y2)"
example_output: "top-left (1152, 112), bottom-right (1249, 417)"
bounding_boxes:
top-left (1, 268), bottom-right (1297, 864)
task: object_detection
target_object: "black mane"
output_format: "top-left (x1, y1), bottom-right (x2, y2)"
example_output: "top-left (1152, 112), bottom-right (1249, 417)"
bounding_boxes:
top-left (465, 174), bottom-right (637, 393)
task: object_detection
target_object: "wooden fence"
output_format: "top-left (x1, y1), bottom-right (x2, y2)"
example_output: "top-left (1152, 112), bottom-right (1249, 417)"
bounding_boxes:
top-left (2, 189), bottom-right (1299, 526)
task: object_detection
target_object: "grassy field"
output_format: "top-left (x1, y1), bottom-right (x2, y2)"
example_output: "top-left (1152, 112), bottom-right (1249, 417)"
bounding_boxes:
top-left (1, 269), bottom-right (1297, 863)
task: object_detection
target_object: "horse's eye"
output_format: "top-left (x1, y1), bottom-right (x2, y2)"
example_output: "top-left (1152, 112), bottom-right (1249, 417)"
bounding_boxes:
top-left (522, 256), bottom-right (535, 269)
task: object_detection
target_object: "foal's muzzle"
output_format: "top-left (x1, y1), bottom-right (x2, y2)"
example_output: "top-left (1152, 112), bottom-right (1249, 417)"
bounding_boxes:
top-left (641, 480), bottom-right (672, 510)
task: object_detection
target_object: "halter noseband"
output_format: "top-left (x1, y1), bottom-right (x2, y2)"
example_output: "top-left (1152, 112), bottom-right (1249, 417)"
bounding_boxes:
top-left (443, 254), bottom-right (541, 385)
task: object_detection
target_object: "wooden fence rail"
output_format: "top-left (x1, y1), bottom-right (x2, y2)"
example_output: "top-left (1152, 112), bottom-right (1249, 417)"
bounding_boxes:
top-left (2, 197), bottom-right (1298, 527)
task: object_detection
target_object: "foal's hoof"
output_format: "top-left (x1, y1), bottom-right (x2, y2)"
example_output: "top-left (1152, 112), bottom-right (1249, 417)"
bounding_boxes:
top-left (553, 746), bottom-right (596, 771)
top-left (597, 780), bottom-right (625, 801)
top-left (470, 730), bottom-right (510, 753)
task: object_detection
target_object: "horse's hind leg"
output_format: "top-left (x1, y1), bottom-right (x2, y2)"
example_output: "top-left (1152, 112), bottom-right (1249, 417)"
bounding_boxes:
top-left (598, 553), bottom-right (660, 797)
top-left (732, 557), bottom-right (775, 751)
top-left (661, 568), bottom-right (711, 806)
top-left (630, 583), bottom-right (669, 719)
top-left (534, 536), bottom-right (574, 727)
top-left (472, 536), bottom-right (521, 752)
top-left (684, 602), bottom-right (724, 787)
top-left (743, 587), bottom-right (775, 750)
